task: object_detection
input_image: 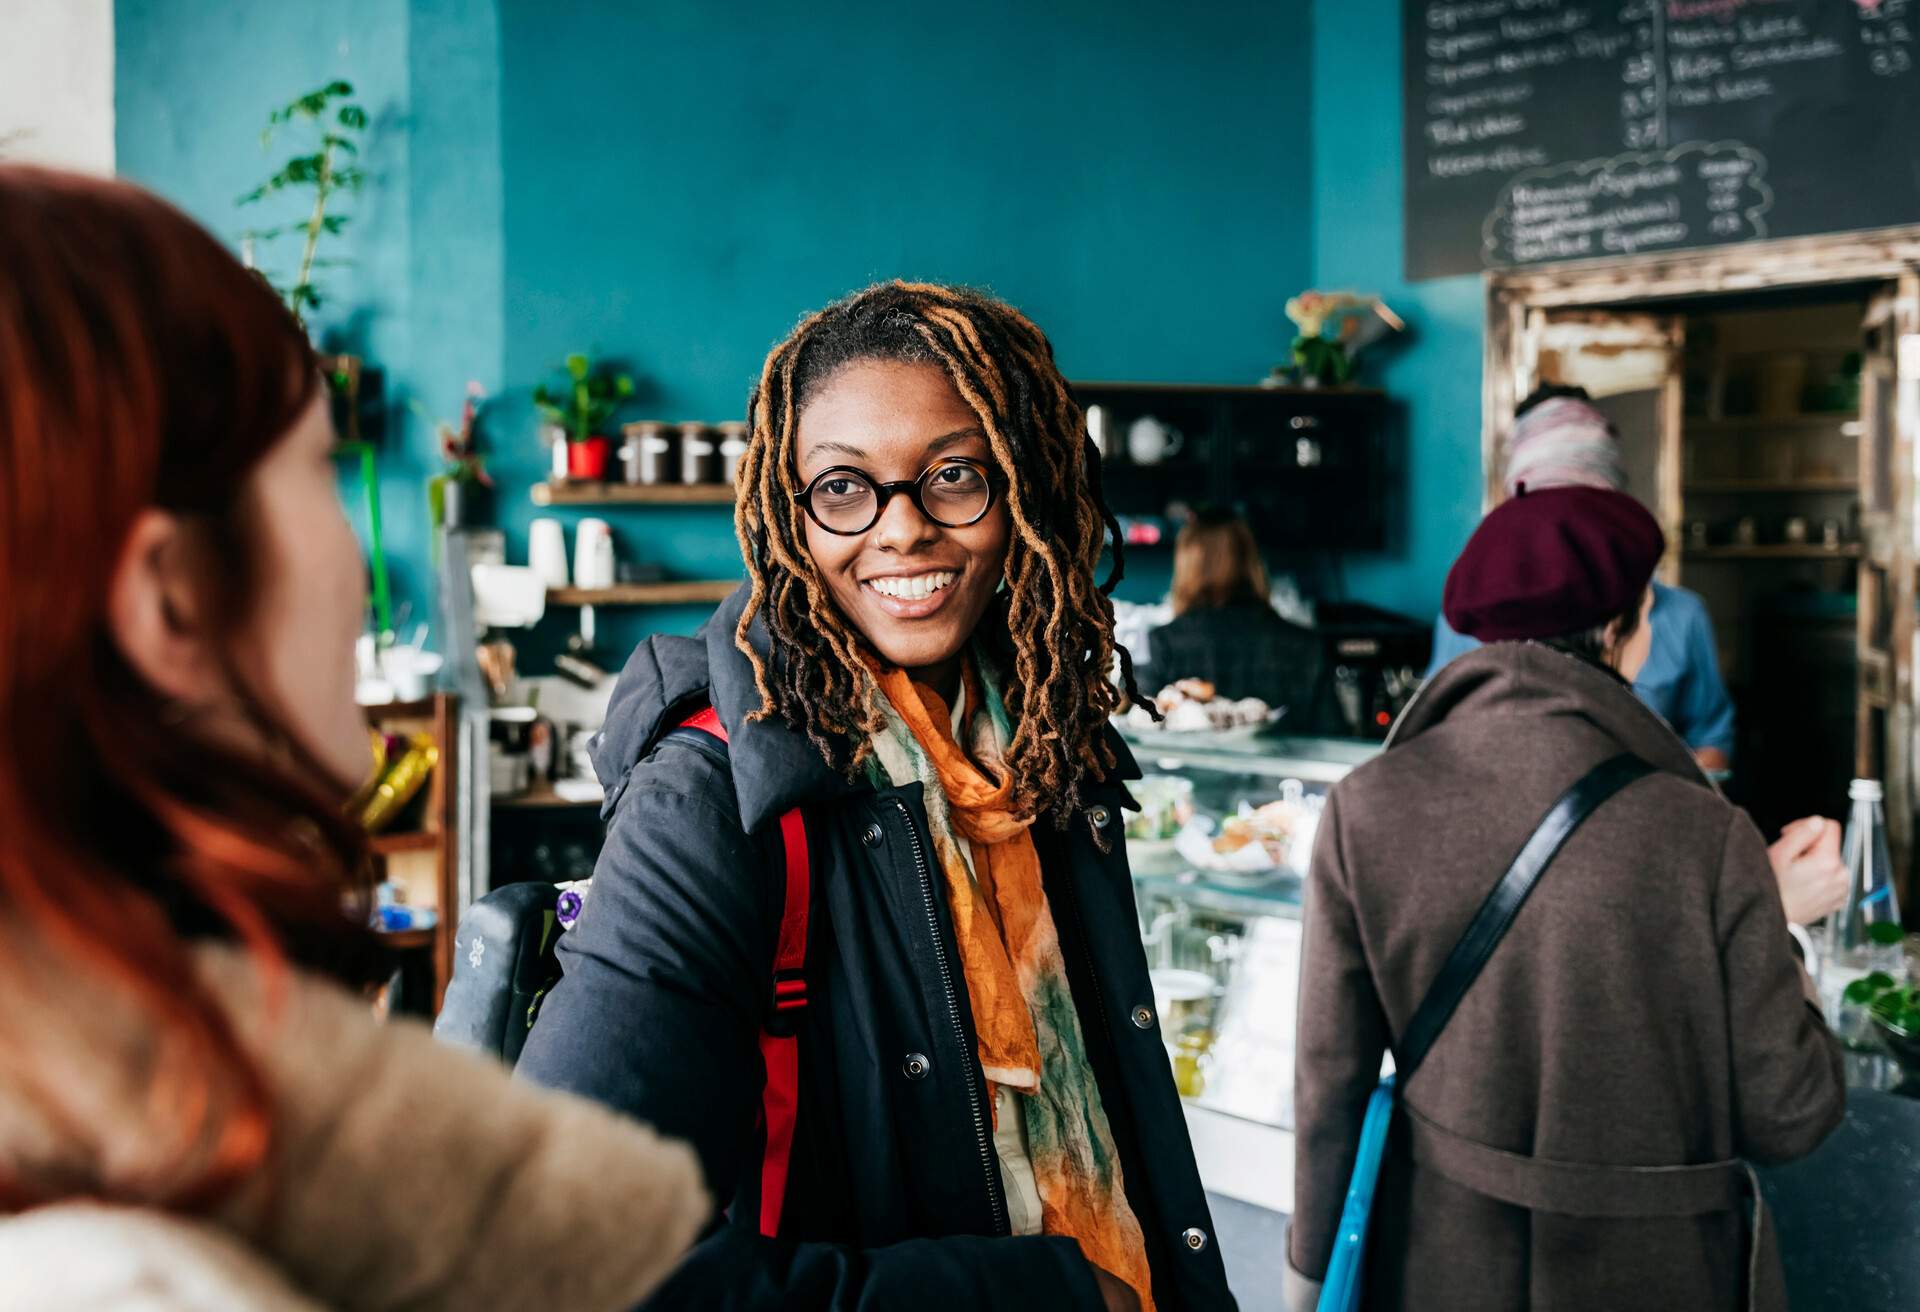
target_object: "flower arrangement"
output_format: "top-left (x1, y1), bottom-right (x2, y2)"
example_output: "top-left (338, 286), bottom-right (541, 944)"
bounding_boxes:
top-left (418, 382), bottom-right (493, 530)
top-left (1282, 292), bottom-right (1405, 387)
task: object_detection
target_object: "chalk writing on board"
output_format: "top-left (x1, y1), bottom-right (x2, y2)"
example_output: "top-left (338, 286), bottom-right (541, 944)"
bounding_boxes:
top-left (1482, 140), bottom-right (1772, 267)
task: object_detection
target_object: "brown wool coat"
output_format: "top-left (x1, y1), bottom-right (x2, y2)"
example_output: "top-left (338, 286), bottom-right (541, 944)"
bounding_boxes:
top-left (1286, 643), bottom-right (1845, 1312)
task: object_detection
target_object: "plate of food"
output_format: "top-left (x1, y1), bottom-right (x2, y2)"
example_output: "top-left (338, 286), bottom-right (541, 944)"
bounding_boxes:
top-left (1170, 791), bottom-right (1322, 879)
top-left (1120, 679), bottom-right (1283, 741)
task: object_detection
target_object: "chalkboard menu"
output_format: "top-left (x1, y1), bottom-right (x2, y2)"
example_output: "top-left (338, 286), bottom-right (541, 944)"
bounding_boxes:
top-left (1403, 0), bottom-right (1920, 280)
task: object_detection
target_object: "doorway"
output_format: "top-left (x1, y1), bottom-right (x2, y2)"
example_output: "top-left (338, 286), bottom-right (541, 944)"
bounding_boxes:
top-left (1485, 231), bottom-right (1920, 914)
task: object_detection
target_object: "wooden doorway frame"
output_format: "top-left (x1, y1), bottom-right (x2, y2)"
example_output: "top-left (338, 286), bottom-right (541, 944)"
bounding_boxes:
top-left (1484, 227), bottom-right (1920, 911)
top-left (1483, 223), bottom-right (1920, 505)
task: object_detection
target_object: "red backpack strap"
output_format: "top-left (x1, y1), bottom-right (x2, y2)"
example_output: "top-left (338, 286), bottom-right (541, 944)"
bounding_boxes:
top-left (676, 706), bottom-right (809, 1237)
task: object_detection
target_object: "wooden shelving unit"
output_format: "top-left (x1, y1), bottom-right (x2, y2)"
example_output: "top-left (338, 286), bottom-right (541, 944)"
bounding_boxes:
top-left (1683, 479), bottom-right (1859, 494)
top-left (1684, 544), bottom-right (1863, 561)
top-left (1686, 413), bottom-right (1858, 434)
top-left (494, 783), bottom-right (599, 810)
top-left (532, 481), bottom-right (734, 506)
top-left (361, 694), bottom-right (458, 1015)
top-left (547, 581), bottom-right (739, 606)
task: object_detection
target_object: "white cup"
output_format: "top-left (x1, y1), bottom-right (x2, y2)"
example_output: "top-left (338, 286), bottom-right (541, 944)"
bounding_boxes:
top-left (573, 518), bottom-right (616, 590)
top-left (1128, 415), bottom-right (1184, 465)
top-left (528, 518), bottom-right (569, 588)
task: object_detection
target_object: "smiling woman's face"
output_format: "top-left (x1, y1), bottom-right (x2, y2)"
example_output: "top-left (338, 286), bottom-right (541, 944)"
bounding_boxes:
top-left (794, 359), bottom-right (1012, 694)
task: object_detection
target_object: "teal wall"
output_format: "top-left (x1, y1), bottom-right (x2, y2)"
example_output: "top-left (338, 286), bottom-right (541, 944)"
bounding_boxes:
top-left (115, 1), bottom-right (1487, 666)
top-left (1311, 0), bottom-right (1482, 619)
top-left (491, 0), bottom-right (1317, 647)
top-left (115, 0), bottom-right (505, 646)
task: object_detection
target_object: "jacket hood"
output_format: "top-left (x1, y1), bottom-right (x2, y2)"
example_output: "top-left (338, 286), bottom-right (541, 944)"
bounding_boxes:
top-left (1389, 641), bottom-right (1707, 785)
top-left (591, 583), bottom-right (1140, 832)
top-left (590, 584), bottom-right (859, 833)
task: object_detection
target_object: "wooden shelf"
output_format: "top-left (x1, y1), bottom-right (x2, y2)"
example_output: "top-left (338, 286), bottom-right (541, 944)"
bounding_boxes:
top-left (362, 698), bottom-right (436, 721)
top-left (493, 783), bottom-right (599, 811)
top-left (1684, 544), bottom-right (1862, 560)
top-left (547, 581), bottom-right (738, 606)
top-left (1684, 479), bottom-right (1858, 494)
top-left (376, 927), bottom-right (437, 951)
top-left (369, 830), bottom-right (439, 856)
top-left (532, 481), bottom-right (735, 506)
top-left (1686, 414), bottom-right (1857, 434)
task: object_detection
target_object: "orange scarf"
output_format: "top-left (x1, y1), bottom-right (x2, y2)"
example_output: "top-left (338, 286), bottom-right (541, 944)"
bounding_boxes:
top-left (869, 659), bottom-right (1154, 1310)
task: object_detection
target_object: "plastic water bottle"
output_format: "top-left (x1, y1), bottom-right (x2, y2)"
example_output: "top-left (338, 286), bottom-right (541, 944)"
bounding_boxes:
top-left (1822, 779), bottom-right (1906, 1044)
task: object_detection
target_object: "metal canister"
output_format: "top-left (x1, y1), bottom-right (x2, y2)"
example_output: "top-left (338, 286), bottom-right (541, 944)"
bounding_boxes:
top-left (623, 421), bottom-right (673, 485)
top-left (717, 420), bottom-right (750, 485)
top-left (679, 421), bottom-right (718, 484)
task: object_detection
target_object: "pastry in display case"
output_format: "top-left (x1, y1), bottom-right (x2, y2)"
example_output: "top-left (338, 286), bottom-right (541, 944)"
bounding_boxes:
top-left (1119, 723), bottom-right (1380, 1210)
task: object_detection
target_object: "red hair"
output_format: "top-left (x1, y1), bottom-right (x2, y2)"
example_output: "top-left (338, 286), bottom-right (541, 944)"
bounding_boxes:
top-left (0, 166), bottom-right (380, 1210)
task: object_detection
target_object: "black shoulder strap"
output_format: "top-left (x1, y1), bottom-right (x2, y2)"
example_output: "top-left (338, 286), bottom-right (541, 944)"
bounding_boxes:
top-left (1396, 752), bottom-right (1655, 1086)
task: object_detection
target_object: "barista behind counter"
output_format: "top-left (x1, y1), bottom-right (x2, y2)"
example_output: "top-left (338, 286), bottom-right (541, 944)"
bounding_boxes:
top-left (1134, 508), bottom-right (1320, 713)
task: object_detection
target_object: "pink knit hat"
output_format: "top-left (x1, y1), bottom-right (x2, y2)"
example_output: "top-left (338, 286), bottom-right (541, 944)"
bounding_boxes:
top-left (1503, 396), bottom-right (1624, 496)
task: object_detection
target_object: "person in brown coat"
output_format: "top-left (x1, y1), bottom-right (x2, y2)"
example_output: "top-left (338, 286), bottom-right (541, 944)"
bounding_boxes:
top-left (1285, 487), bottom-right (1845, 1311)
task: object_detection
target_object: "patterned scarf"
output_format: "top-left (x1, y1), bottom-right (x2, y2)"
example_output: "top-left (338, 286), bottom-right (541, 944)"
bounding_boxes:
top-left (867, 655), bottom-right (1155, 1311)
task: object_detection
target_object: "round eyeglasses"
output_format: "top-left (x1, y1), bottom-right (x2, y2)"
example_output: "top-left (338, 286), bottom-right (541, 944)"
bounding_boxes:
top-left (794, 457), bottom-right (1002, 536)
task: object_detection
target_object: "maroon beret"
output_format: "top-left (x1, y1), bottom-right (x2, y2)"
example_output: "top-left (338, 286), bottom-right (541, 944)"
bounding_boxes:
top-left (1444, 486), bottom-right (1664, 642)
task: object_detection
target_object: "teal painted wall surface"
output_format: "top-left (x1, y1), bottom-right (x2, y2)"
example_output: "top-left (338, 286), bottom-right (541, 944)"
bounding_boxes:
top-left (1311, 0), bottom-right (1482, 622)
top-left (492, 0), bottom-right (1316, 647)
top-left (115, 0), bottom-right (504, 645)
top-left (118, 2), bottom-right (1498, 662)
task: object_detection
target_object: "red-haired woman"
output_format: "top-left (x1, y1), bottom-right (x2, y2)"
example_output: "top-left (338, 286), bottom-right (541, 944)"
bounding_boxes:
top-left (0, 166), bottom-right (704, 1311)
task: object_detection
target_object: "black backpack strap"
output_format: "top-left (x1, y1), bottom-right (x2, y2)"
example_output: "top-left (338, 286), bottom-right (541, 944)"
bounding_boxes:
top-left (1396, 752), bottom-right (1655, 1085)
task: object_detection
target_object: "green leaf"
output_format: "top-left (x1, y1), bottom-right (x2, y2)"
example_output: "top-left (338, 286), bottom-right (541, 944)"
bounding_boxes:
top-left (1845, 977), bottom-right (1882, 1004)
top-left (614, 374), bottom-right (635, 398)
top-left (1867, 921), bottom-right (1906, 946)
top-left (1899, 1007), bottom-right (1920, 1035)
top-left (326, 80), bottom-right (354, 97)
top-left (319, 215), bottom-right (349, 234)
top-left (339, 104), bottom-right (369, 130)
top-left (565, 353), bottom-right (589, 381)
top-left (322, 134), bottom-right (359, 154)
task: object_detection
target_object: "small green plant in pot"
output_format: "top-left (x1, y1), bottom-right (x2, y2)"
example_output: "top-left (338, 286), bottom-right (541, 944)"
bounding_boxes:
top-left (418, 382), bottom-right (492, 532)
top-left (533, 353), bottom-right (633, 482)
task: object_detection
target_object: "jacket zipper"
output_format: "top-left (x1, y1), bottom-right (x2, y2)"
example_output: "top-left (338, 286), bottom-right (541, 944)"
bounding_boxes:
top-left (889, 796), bottom-right (1010, 1237)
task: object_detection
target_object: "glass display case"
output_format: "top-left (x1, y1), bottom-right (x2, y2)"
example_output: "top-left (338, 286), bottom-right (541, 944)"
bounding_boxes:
top-left (1119, 727), bottom-right (1380, 1211)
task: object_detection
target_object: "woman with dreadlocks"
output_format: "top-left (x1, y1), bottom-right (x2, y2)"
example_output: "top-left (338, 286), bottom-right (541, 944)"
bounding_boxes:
top-left (518, 283), bottom-right (1232, 1312)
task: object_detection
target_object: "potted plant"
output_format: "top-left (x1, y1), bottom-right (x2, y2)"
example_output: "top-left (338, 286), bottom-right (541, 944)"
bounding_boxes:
top-left (419, 382), bottom-right (493, 531)
top-left (237, 80), bottom-right (368, 328)
top-left (1278, 292), bottom-right (1405, 388)
top-left (533, 353), bottom-right (634, 482)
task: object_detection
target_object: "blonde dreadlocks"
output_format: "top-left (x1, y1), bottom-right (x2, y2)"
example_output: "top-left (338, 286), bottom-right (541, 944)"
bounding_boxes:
top-left (733, 281), bottom-right (1148, 823)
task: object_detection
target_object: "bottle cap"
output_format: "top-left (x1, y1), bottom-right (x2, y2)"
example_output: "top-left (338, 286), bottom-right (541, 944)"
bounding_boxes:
top-left (1850, 778), bottom-right (1885, 802)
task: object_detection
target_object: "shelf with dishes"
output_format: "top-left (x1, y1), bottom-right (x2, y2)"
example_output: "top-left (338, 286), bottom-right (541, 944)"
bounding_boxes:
top-left (532, 481), bottom-right (735, 506)
top-left (546, 581), bottom-right (739, 607)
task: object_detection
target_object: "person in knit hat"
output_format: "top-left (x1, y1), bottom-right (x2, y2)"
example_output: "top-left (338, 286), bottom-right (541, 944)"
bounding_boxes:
top-left (1422, 385), bottom-right (1848, 929)
top-left (1427, 385), bottom-right (1734, 766)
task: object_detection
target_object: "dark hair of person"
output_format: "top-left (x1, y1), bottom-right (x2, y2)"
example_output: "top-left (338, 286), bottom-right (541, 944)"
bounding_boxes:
top-left (1516, 382), bottom-right (1595, 417)
top-left (0, 166), bottom-right (382, 1211)
top-left (1170, 509), bottom-right (1272, 617)
top-left (732, 281), bottom-right (1145, 822)
top-left (1539, 594), bottom-right (1646, 675)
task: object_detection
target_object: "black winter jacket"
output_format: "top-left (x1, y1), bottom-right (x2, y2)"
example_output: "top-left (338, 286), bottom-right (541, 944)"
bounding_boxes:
top-left (517, 588), bottom-right (1235, 1310)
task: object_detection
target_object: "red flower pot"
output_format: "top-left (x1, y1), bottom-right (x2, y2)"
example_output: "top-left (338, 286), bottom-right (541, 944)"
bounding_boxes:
top-left (566, 436), bottom-right (611, 481)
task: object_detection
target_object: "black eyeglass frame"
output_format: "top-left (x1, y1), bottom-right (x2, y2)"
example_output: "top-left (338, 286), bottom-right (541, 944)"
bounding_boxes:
top-left (791, 456), bottom-right (1006, 536)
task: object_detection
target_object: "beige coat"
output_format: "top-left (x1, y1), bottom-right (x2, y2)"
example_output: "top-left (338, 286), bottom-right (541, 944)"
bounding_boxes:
top-left (1287, 643), bottom-right (1844, 1312)
top-left (0, 940), bottom-right (708, 1311)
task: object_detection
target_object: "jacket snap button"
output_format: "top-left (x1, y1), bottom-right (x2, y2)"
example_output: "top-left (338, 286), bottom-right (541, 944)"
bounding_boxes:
top-left (903, 1052), bottom-right (931, 1080)
top-left (1131, 1004), bottom-right (1154, 1030)
top-left (1088, 804), bottom-right (1112, 829)
top-left (1181, 1226), bottom-right (1209, 1253)
top-left (861, 822), bottom-right (884, 848)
